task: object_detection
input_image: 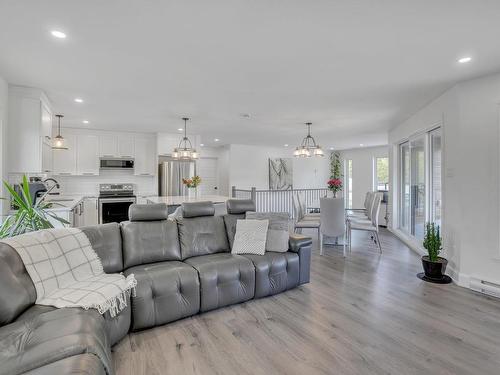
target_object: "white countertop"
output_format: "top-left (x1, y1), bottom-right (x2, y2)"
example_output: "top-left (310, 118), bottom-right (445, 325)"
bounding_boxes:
top-left (146, 195), bottom-right (230, 206)
top-left (42, 195), bottom-right (94, 212)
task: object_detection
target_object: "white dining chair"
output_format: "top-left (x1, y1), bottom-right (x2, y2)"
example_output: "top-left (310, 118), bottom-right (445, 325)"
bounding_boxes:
top-left (347, 193), bottom-right (383, 253)
top-left (293, 193), bottom-right (321, 248)
top-left (319, 197), bottom-right (345, 256)
top-left (297, 192), bottom-right (321, 220)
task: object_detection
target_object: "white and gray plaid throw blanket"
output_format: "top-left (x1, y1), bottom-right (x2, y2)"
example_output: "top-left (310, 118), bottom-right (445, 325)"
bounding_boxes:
top-left (1, 228), bottom-right (137, 317)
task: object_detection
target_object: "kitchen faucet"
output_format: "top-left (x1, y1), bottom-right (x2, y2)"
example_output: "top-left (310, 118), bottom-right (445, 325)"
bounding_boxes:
top-left (43, 178), bottom-right (60, 194)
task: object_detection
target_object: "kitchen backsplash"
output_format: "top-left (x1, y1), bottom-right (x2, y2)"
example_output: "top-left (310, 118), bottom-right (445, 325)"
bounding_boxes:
top-left (7, 170), bottom-right (157, 197)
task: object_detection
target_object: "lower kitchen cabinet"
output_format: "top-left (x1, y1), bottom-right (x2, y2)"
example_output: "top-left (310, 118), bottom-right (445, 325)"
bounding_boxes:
top-left (83, 198), bottom-right (99, 226)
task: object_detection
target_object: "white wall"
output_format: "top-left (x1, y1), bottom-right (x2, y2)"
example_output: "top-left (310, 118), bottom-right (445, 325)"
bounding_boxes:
top-left (227, 144), bottom-right (330, 191)
top-left (389, 71), bottom-right (500, 289)
top-left (339, 146), bottom-right (389, 209)
top-left (0, 76), bottom-right (8, 218)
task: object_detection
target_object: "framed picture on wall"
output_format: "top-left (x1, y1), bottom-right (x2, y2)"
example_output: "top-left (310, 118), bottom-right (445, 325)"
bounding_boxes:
top-left (269, 158), bottom-right (293, 190)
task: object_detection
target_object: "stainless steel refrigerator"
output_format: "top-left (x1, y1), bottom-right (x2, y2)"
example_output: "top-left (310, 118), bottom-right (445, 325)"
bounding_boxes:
top-left (158, 156), bottom-right (196, 196)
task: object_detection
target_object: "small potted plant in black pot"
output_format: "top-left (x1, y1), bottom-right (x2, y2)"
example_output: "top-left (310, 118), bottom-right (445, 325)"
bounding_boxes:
top-left (417, 222), bottom-right (452, 284)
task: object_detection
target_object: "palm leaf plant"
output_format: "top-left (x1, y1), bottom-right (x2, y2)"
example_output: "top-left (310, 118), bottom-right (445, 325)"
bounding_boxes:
top-left (0, 175), bottom-right (69, 239)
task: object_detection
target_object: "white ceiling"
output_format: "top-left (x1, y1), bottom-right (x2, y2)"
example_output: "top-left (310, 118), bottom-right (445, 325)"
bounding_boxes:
top-left (1, 1), bottom-right (500, 150)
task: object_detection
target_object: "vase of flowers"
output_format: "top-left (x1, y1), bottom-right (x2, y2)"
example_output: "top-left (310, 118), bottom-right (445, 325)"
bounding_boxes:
top-left (327, 178), bottom-right (343, 198)
top-left (182, 176), bottom-right (202, 198)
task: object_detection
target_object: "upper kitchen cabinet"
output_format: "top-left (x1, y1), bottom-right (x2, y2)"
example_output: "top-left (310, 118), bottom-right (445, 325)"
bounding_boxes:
top-left (99, 134), bottom-right (135, 158)
top-left (77, 135), bottom-right (99, 175)
top-left (53, 134), bottom-right (77, 175)
top-left (118, 135), bottom-right (135, 158)
top-left (134, 137), bottom-right (156, 176)
top-left (7, 86), bottom-right (53, 173)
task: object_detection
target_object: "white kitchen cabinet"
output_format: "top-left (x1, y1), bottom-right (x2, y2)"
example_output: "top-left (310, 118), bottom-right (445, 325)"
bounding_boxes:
top-left (77, 135), bottom-right (99, 175)
top-left (7, 87), bottom-right (54, 173)
top-left (53, 134), bottom-right (77, 176)
top-left (118, 136), bottom-right (135, 158)
top-left (41, 143), bottom-right (53, 173)
top-left (99, 135), bottom-right (117, 158)
top-left (134, 137), bottom-right (156, 176)
top-left (82, 198), bottom-right (99, 226)
top-left (41, 103), bottom-right (53, 145)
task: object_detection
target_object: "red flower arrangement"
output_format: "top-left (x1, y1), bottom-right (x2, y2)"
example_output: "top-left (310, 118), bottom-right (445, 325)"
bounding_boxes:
top-left (327, 178), bottom-right (343, 197)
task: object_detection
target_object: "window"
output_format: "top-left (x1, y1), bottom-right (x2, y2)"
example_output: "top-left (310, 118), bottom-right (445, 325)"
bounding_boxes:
top-left (374, 157), bottom-right (389, 191)
top-left (345, 159), bottom-right (353, 209)
top-left (398, 127), bottom-right (442, 239)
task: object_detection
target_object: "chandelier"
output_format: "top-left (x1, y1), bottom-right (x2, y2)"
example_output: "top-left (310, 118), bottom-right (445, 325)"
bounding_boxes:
top-left (294, 122), bottom-right (324, 157)
top-left (52, 114), bottom-right (68, 150)
top-left (172, 117), bottom-right (198, 160)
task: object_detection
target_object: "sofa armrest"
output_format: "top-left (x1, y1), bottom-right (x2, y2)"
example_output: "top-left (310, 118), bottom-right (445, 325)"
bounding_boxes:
top-left (288, 233), bottom-right (312, 252)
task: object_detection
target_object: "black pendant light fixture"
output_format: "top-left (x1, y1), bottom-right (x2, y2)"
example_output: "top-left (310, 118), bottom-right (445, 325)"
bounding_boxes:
top-left (172, 117), bottom-right (198, 160)
top-left (294, 122), bottom-right (324, 157)
top-left (52, 114), bottom-right (68, 150)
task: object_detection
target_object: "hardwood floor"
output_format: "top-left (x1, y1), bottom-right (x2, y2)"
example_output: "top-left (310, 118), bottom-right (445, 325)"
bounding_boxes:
top-left (113, 229), bottom-right (500, 375)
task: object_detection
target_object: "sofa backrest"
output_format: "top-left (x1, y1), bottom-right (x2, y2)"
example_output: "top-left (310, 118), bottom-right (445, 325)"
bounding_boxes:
top-left (121, 203), bottom-right (181, 269)
top-left (0, 242), bottom-right (36, 326)
top-left (223, 199), bottom-right (256, 249)
top-left (81, 222), bottom-right (123, 273)
top-left (177, 201), bottom-right (230, 259)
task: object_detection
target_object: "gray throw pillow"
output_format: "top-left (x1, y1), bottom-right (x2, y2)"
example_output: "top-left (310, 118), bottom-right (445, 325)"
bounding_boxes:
top-left (246, 212), bottom-right (289, 252)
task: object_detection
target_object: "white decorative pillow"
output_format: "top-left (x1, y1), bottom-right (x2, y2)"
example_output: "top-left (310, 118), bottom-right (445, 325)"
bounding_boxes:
top-left (231, 219), bottom-right (269, 255)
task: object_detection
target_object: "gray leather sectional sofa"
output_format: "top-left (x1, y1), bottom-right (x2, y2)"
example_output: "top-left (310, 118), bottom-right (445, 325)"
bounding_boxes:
top-left (0, 199), bottom-right (312, 375)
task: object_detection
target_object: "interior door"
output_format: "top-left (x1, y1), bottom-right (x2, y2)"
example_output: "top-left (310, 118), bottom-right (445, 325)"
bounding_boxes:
top-left (196, 158), bottom-right (218, 196)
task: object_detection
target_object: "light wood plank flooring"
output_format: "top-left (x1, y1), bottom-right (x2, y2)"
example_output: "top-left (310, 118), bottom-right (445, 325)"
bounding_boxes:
top-left (113, 229), bottom-right (500, 375)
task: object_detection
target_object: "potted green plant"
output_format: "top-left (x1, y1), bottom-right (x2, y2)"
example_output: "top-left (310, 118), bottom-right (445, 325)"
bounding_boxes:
top-left (0, 175), bottom-right (69, 238)
top-left (420, 222), bottom-right (450, 282)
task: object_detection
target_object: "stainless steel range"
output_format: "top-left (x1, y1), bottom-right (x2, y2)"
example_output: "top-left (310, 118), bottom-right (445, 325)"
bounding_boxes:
top-left (98, 184), bottom-right (136, 224)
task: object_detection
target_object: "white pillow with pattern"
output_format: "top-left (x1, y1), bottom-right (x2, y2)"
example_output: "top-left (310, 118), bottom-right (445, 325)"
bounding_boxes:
top-left (231, 219), bottom-right (269, 255)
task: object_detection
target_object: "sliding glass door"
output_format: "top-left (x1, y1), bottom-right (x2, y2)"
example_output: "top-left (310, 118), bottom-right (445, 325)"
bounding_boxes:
top-left (398, 127), bottom-right (441, 239)
top-left (410, 136), bottom-right (426, 239)
top-left (400, 142), bottom-right (410, 233)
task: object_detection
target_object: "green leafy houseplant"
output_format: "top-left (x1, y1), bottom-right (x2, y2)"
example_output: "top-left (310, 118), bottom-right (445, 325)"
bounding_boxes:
top-left (0, 175), bottom-right (69, 239)
top-left (423, 222), bottom-right (442, 262)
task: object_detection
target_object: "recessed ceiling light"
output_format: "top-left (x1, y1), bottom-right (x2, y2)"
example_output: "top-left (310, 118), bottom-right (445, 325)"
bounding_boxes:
top-left (360, 143), bottom-right (364, 147)
top-left (200, 143), bottom-right (204, 147)
top-left (51, 30), bottom-right (67, 39)
top-left (82, 120), bottom-right (89, 124)
top-left (74, 98), bottom-right (83, 103)
top-left (329, 147), bottom-right (334, 150)
top-left (284, 144), bottom-right (289, 147)
top-left (178, 128), bottom-right (183, 131)
top-left (458, 56), bottom-right (472, 64)
top-left (214, 138), bottom-right (220, 142)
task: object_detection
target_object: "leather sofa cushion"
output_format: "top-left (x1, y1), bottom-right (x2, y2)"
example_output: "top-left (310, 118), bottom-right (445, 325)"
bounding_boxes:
top-left (178, 216), bottom-right (230, 259)
top-left (121, 219), bottom-right (181, 268)
top-left (125, 261), bottom-right (200, 331)
top-left (181, 201), bottom-right (215, 218)
top-left (185, 253), bottom-right (255, 312)
top-left (226, 199), bottom-right (255, 214)
top-left (243, 252), bottom-right (299, 298)
top-left (0, 308), bottom-right (111, 375)
top-left (129, 203), bottom-right (168, 221)
top-left (81, 222), bottom-right (123, 273)
top-left (16, 303), bottom-right (130, 347)
top-left (0, 242), bottom-right (36, 326)
top-left (23, 354), bottom-right (106, 375)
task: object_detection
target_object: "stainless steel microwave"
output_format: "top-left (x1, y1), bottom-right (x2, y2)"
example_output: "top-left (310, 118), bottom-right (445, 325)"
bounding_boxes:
top-left (99, 158), bottom-right (134, 170)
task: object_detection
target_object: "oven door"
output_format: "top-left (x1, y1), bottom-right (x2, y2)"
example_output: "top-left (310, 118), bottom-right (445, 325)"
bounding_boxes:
top-left (99, 197), bottom-right (136, 224)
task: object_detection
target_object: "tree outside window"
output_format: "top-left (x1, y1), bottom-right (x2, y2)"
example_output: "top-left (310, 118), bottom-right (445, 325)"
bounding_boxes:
top-left (375, 157), bottom-right (389, 191)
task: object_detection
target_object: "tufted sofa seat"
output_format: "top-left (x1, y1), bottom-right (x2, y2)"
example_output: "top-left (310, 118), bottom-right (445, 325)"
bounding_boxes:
top-left (0, 200), bottom-right (312, 374)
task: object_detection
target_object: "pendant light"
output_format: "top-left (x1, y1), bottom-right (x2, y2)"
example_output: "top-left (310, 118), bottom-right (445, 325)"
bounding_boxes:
top-left (172, 117), bottom-right (198, 160)
top-left (52, 114), bottom-right (68, 150)
top-left (294, 122), bottom-right (324, 157)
